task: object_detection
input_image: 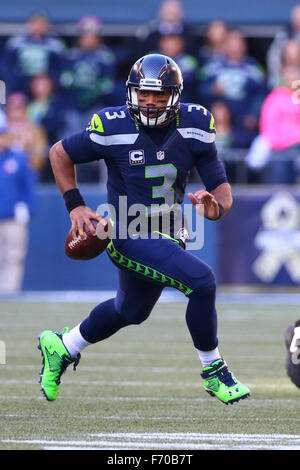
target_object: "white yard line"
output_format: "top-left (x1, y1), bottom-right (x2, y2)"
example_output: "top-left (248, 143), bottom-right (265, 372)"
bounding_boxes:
top-left (2, 433), bottom-right (300, 450)
top-left (89, 432), bottom-right (300, 441)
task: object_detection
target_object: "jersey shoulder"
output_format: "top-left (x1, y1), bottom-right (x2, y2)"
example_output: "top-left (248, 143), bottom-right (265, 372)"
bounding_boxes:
top-left (87, 105), bottom-right (137, 136)
top-left (178, 102), bottom-right (216, 143)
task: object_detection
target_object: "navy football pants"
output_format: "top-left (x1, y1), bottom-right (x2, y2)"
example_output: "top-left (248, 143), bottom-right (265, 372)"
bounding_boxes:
top-left (80, 237), bottom-right (218, 351)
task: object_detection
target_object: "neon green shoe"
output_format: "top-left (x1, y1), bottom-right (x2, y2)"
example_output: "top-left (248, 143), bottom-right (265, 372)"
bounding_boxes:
top-left (38, 328), bottom-right (80, 401)
top-left (201, 359), bottom-right (250, 405)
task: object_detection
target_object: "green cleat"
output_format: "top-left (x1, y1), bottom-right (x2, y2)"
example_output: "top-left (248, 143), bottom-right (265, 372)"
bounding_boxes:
top-left (37, 328), bottom-right (80, 401)
top-left (201, 359), bottom-right (250, 405)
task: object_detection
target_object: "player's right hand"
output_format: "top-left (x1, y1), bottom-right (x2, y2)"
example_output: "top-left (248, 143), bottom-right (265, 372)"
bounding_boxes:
top-left (70, 206), bottom-right (106, 240)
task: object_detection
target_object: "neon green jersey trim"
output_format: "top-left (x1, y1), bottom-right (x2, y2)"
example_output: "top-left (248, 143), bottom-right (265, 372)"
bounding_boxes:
top-left (106, 240), bottom-right (193, 296)
top-left (91, 113), bottom-right (104, 132)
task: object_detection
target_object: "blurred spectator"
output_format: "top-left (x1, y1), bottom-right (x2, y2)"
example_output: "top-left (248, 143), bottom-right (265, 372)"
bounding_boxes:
top-left (198, 20), bottom-right (228, 67)
top-left (211, 101), bottom-right (250, 150)
top-left (136, 0), bottom-right (194, 56)
top-left (199, 29), bottom-right (266, 147)
top-left (267, 4), bottom-right (300, 89)
top-left (27, 74), bottom-right (66, 182)
top-left (6, 93), bottom-right (48, 175)
top-left (27, 74), bottom-right (65, 146)
top-left (246, 65), bottom-right (300, 183)
top-left (59, 16), bottom-right (116, 183)
top-left (281, 39), bottom-right (300, 72)
top-left (266, 40), bottom-right (300, 90)
top-left (158, 34), bottom-right (198, 102)
top-left (211, 101), bottom-right (250, 183)
top-left (59, 16), bottom-right (116, 132)
top-left (0, 130), bottom-right (35, 294)
top-left (4, 11), bottom-right (65, 94)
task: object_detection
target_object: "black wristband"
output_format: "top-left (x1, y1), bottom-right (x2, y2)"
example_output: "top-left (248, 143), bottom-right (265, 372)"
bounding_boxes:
top-left (63, 188), bottom-right (85, 213)
top-left (216, 202), bottom-right (224, 220)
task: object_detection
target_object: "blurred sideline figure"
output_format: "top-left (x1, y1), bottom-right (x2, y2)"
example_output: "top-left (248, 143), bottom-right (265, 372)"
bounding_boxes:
top-left (210, 101), bottom-right (251, 184)
top-left (211, 101), bottom-right (251, 151)
top-left (281, 39), bottom-right (300, 70)
top-left (27, 73), bottom-right (65, 146)
top-left (267, 4), bottom-right (300, 89)
top-left (246, 65), bottom-right (300, 183)
top-left (136, 0), bottom-right (194, 55)
top-left (198, 20), bottom-right (228, 67)
top-left (0, 122), bottom-right (35, 294)
top-left (157, 33), bottom-right (198, 102)
top-left (6, 93), bottom-right (48, 176)
top-left (199, 29), bottom-right (266, 147)
top-left (59, 16), bottom-right (116, 133)
top-left (27, 74), bottom-right (66, 182)
top-left (4, 11), bottom-right (65, 95)
top-left (59, 16), bottom-right (116, 183)
top-left (285, 319), bottom-right (300, 389)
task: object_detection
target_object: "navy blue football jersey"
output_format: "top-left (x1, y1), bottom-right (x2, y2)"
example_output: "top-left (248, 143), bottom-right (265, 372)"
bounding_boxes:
top-left (62, 103), bottom-right (227, 227)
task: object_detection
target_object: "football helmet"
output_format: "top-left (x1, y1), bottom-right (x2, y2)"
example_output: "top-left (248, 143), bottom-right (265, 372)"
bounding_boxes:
top-left (126, 54), bottom-right (183, 127)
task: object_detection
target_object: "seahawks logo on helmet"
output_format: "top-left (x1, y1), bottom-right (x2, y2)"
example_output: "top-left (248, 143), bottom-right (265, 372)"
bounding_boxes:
top-left (126, 54), bottom-right (183, 128)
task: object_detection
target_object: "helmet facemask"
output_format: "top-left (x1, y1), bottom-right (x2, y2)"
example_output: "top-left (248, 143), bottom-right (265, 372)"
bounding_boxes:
top-left (127, 85), bottom-right (181, 127)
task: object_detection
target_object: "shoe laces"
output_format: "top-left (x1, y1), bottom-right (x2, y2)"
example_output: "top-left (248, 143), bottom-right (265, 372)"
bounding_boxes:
top-left (56, 353), bottom-right (80, 384)
top-left (55, 332), bottom-right (81, 384)
top-left (202, 360), bottom-right (236, 387)
top-left (214, 365), bottom-right (236, 387)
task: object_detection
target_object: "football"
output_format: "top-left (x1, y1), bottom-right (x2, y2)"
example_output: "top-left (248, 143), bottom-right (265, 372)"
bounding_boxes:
top-left (65, 219), bottom-right (111, 260)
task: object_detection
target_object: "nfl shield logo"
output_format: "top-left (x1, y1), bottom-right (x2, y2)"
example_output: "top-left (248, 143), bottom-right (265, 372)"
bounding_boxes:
top-left (156, 151), bottom-right (165, 160)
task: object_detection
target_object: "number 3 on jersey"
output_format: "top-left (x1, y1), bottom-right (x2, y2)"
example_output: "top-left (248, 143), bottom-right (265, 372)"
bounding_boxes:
top-left (145, 163), bottom-right (177, 214)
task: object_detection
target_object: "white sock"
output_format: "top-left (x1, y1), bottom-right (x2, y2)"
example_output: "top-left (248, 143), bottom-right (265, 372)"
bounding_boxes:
top-left (196, 347), bottom-right (221, 368)
top-left (62, 324), bottom-right (91, 357)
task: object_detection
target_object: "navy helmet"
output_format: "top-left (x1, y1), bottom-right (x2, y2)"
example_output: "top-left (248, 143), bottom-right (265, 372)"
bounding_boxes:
top-left (126, 54), bottom-right (183, 127)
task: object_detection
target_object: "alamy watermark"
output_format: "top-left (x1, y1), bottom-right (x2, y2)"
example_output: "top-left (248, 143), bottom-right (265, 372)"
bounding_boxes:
top-left (95, 196), bottom-right (205, 250)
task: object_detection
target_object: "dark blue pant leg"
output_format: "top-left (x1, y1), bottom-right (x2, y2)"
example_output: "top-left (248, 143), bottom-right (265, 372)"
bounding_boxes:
top-left (108, 237), bottom-right (218, 351)
top-left (80, 269), bottom-right (163, 343)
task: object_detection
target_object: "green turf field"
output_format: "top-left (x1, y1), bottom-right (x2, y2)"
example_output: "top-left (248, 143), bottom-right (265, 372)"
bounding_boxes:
top-left (0, 298), bottom-right (300, 450)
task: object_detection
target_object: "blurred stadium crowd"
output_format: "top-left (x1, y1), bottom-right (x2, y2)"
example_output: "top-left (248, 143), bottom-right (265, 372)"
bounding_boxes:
top-left (0, 0), bottom-right (300, 186)
top-left (0, 0), bottom-right (300, 294)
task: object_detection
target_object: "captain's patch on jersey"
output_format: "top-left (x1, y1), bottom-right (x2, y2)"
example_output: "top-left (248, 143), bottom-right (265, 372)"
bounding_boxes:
top-left (129, 149), bottom-right (145, 165)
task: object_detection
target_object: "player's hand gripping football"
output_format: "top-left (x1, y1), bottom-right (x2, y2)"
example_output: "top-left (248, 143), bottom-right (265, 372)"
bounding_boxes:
top-left (70, 206), bottom-right (107, 240)
top-left (188, 190), bottom-right (220, 220)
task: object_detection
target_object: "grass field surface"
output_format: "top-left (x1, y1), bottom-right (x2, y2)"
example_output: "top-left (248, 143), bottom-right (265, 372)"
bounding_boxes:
top-left (0, 296), bottom-right (300, 450)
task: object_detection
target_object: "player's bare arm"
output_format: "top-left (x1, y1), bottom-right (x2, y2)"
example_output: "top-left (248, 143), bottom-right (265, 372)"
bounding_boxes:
top-left (49, 140), bottom-right (104, 239)
top-left (188, 182), bottom-right (232, 220)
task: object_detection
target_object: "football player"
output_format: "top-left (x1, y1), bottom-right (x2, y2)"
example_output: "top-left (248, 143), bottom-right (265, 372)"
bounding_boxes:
top-left (285, 319), bottom-right (300, 389)
top-left (38, 54), bottom-right (250, 405)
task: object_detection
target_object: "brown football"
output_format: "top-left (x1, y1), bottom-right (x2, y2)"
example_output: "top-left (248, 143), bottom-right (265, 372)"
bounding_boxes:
top-left (65, 219), bottom-right (111, 260)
